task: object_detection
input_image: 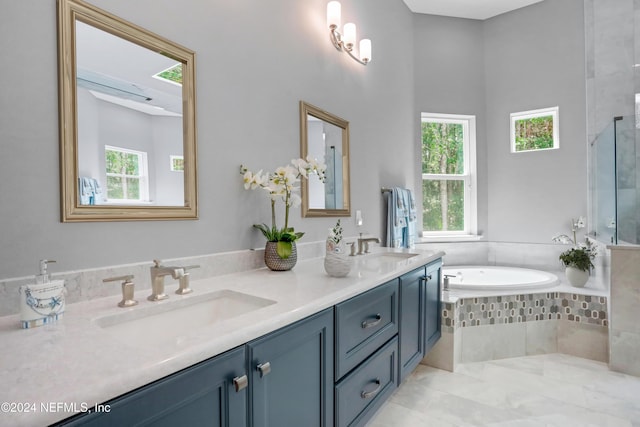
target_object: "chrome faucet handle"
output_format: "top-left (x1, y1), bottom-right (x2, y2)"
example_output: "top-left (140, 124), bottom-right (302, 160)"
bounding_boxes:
top-left (175, 265), bottom-right (200, 295)
top-left (103, 275), bottom-right (138, 308)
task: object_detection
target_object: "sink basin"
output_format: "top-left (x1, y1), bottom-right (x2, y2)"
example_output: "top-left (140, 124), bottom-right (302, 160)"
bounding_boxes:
top-left (355, 252), bottom-right (419, 274)
top-left (363, 252), bottom-right (419, 263)
top-left (95, 289), bottom-right (276, 347)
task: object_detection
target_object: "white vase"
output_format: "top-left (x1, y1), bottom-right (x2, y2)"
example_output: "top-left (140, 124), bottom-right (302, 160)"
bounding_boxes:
top-left (565, 266), bottom-right (589, 287)
top-left (324, 239), bottom-right (352, 277)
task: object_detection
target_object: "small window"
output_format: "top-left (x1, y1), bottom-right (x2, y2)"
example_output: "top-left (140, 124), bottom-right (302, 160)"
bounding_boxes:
top-left (153, 63), bottom-right (182, 86)
top-left (170, 155), bottom-right (184, 172)
top-left (510, 106), bottom-right (559, 153)
top-left (105, 145), bottom-right (149, 202)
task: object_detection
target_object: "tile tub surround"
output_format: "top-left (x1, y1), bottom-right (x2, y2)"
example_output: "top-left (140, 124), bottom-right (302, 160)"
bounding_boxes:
top-left (423, 273), bottom-right (609, 370)
top-left (0, 247), bottom-right (443, 426)
top-left (609, 245), bottom-right (640, 377)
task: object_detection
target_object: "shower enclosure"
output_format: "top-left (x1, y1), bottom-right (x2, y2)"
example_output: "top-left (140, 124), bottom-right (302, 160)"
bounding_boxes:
top-left (590, 116), bottom-right (639, 245)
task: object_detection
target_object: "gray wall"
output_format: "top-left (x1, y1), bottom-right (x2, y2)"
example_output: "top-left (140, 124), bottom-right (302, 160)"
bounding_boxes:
top-left (0, 0), bottom-right (415, 278)
top-left (412, 14), bottom-right (488, 236)
top-left (484, 0), bottom-right (587, 243)
top-left (0, 0), bottom-right (589, 279)
top-left (413, 0), bottom-right (587, 244)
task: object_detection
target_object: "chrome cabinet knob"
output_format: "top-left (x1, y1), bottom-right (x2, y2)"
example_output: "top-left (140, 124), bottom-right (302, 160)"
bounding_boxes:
top-left (233, 375), bottom-right (248, 392)
top-left (257, 362), bottom-right (271, 377)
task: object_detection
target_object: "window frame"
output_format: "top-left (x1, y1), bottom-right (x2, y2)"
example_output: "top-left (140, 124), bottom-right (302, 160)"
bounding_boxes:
top-left (104, 145), bottom-right (150, 204)
top-left (509, 106), bottom-right (559, 153)
top-left (420, 113), bottom-right (477, 238)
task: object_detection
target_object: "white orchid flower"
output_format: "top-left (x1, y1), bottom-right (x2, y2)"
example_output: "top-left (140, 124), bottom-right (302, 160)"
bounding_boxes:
top-left (288, 192), bottom-right (302, 207)
top-left (552, 234), bottom-right (573, 245)
top-left (576, 216), bottom-right (586, 229)
top-left (291, 158), bottom-right (309, 177)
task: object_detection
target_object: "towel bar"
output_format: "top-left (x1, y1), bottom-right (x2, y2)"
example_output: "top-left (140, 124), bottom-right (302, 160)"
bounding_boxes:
top-left (381, 187), bottom-right (392, 193)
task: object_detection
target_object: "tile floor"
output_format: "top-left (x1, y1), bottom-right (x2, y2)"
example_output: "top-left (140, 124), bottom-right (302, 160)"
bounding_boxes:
top-left (367, 353), bottom-right (640, 426)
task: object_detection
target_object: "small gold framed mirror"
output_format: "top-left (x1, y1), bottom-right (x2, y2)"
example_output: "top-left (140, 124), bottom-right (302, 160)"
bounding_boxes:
top-left (58, 0), bottom-right (197, 221)
top-left (299, 101), bottom-right (351, 217)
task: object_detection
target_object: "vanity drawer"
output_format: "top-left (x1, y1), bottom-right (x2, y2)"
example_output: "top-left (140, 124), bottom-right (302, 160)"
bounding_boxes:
top-left (335, 336), bottom-right (398, 427)
top-left (335, 279), bottom-right (398, 379)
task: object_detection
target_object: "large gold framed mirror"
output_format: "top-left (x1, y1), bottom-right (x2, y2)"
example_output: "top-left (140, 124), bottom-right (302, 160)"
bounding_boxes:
top-left (299, 101), bottom-right (351, 217)
top-left (57, 0), bottom-right (197, 221)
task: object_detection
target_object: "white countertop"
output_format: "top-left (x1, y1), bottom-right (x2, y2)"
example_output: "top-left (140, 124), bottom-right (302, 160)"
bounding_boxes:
top-left (0, 248), bottom-right (443, 427)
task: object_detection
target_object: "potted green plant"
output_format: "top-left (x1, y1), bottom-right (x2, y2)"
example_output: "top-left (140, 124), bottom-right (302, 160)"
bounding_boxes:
top-left (552, 217), bottom-right (596, 287)
top-left (240, 158), bottom-right (325, 271)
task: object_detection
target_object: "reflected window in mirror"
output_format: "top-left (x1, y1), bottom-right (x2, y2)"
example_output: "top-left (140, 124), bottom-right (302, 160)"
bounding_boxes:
top-left (58, 0), bottom-right (197, 221)
top-left (299, 101), bottom-right (351, 217)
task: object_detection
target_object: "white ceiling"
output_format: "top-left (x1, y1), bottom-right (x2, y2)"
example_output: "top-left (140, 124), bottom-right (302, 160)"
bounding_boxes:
top-left (402, 0), bottom-right (545, 20)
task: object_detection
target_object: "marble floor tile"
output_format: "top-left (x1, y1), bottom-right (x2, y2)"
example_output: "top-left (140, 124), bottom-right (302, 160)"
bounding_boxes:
top-left (367, 354), bottom-right (640, 427)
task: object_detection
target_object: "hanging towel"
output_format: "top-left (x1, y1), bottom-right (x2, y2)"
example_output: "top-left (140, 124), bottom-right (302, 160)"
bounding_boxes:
top-left (78, 177), bottom-right (103, 205)
top-left (90, 178), bottom-right (102, 205)
top-left (386, 188), bottom-right (404, 248)
top-left (404, 189), bottom-right (417, 249)
top-left (79, 177), bottom-right (91, 205)
top-left (385, 187), bottom-right (417, 249)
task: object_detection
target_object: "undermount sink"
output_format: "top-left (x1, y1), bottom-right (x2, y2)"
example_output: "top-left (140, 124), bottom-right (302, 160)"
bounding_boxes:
top-left (94, 289), bottom-right (276, 347)
top-left (363, 252), bottom-right (419, 262)
top-left (355, 252), bottom-right (419, 274)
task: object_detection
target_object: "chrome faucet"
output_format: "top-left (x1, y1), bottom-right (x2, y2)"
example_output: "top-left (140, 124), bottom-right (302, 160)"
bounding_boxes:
top-left (357, 235), bottom-right (380, 254)
top-left (149, 259), bottom-right (185, 301)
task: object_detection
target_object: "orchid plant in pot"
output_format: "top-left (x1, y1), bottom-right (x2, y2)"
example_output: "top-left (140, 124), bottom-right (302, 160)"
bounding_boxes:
top-left (240, 157), bottom-right (326, 271)
top-left (552, 216), bottom-right (597, 287)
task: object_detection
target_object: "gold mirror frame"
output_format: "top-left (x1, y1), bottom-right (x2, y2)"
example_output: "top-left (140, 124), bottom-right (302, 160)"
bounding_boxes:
top-left (299, 101), bottom-right (351, 217)
top-left (57, 0), bottom-right (197, 221)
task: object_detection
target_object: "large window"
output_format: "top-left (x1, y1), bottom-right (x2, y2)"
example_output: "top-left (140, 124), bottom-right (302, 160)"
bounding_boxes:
top-left (421, 113), bottom-right (477, 236)
top-left (105, 145), bottom-right (149, 203)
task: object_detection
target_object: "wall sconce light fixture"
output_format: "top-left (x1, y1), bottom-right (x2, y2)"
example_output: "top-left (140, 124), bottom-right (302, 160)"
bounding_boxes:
top-left (327, 1), bottom-right (371, 65)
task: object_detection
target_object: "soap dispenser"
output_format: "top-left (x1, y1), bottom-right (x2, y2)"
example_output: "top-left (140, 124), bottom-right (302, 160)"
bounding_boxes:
top-left (19, 259), bottom-right (66, 329)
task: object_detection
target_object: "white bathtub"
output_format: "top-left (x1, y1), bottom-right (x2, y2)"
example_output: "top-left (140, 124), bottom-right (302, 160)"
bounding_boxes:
top-left (442, 266), bottom-right (559, 291)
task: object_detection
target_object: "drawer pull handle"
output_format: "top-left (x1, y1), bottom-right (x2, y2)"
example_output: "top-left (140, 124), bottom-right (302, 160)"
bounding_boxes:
top-left (361, 313), bottom-right (382, 329)
top-left (233, 375), bottom-right (248, 392)
top-left (422, 274), bottom-right (432, 281)
top-left (257, 362), bottom-right (271, 377)
top-left (361, 378), bottom-right (382, 399)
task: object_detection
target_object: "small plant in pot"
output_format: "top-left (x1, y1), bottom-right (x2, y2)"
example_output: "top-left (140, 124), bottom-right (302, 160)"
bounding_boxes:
top-left (552, 217), bottom-right (597, 287)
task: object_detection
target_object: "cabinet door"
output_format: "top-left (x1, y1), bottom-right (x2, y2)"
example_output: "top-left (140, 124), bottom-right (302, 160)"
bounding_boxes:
top-left (58, 346), bottom-right (247, 427)
top-left (398, 266), bottom-right (426, 383)
top-left (248, 308), bottom-right (334, 427)
top-left (425, 260), bottom-right (443, 353)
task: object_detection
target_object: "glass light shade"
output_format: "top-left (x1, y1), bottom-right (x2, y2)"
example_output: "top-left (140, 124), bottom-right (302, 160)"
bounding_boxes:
top-left (343, 23), bottom-right (356, 48)
top-left (359, 39), bottom-right (371, 62)
top-left (327, 1), bottom-right (341, 29)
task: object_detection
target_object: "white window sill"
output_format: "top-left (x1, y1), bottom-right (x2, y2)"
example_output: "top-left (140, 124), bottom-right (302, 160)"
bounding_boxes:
top-left (418, 235), bottom-right (484, 243)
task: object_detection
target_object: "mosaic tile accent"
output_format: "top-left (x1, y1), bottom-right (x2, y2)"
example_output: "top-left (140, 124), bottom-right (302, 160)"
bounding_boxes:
top-left (441, 292), bottom-right (608, 330)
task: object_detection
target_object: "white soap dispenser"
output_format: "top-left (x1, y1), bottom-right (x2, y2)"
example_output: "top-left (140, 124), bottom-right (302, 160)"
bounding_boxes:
top-left (19, 260), bottom-right (66, 329)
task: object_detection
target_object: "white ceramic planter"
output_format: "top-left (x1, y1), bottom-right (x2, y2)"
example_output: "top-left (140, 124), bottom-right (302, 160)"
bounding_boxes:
top-left (565, 266), bottom-right (589, 287)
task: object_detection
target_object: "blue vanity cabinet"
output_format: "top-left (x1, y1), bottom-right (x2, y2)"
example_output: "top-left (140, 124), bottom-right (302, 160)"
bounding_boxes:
top-left (398, 265), bottom-right (427, 382)
top-left (334, 279), bottom-right (399, 427)
top-left (334, 279), bottom-right (399, 380)
top-left (57, 346), bottom-right (248, 427)
top-left (334, 337), bottom-right (398, 427)
top-left (424, 259), bottom-right (443, 353)
top-left (247, 308), bottom-right (334, 427)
